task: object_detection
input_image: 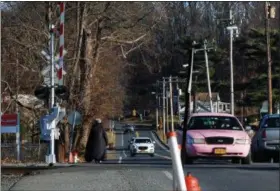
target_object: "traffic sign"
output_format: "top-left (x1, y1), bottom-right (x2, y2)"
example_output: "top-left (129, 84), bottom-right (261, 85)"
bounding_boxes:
top-left (67, 111), bottom-right (82, 126)
top-left (40, 49), bottom-right (67, 76)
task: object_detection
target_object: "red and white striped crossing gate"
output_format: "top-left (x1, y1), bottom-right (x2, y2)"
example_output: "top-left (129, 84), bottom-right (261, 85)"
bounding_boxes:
top-left (58, 2), bottom-right (65, 85)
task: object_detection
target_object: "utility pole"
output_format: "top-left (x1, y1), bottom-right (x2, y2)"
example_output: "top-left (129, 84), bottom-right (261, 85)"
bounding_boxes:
top-left (156, 81), bottom-right (159, 130)
top-left (16, 53), bottom-right (20, 161)
top-left (265, 1), bottom-right (273, 114)
top-left (162, 78), bottom-right (166, 138)
top-left (166, 85), bottom-right (169, 132)
top-left (226, 10), bottom-right (239, 115)
top-left (176, 77), bottom-right (180, 119)
top-left (169, 76), bottom-right (175, 132)
top-left (181, 45), bottom-right (195, 164)
top-left (16, 54), bottom-right (19, 113)
top-left (229, 9), bottom-right (234, 115)
top-left (203, 40), bottom-right (213, 112)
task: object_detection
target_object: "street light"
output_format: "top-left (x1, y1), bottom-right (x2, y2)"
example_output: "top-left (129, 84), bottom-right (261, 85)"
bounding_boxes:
top-left (226, 25), bottom-right (239, 115)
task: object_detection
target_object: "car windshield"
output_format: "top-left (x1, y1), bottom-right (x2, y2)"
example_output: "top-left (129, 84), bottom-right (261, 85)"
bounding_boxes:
top-left (187, 116), bottom-right (243, 130)
top-left (264, 118), bottom-right (280, 128)
top-left (135, 139), bottom-right (151, 143)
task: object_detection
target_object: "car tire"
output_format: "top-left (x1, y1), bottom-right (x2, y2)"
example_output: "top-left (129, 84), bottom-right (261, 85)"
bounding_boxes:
top-left (241, 151), bottom-right (252, 165)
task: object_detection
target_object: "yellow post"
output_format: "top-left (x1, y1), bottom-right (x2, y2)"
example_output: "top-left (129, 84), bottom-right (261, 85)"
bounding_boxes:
top-left (132, 109), bottom-right (137, 117)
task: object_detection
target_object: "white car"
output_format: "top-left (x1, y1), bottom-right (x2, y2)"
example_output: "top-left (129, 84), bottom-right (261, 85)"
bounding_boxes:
top-left (129, 137), bottom-right (155, 157)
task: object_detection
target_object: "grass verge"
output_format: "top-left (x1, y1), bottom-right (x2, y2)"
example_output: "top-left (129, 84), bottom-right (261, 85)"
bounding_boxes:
top-left (156, 129), bottom-right (167, 144)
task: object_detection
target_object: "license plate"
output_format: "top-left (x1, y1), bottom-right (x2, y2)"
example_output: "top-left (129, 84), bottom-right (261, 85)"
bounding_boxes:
top-left (214, 148), bottom-right (226, 155)
top-left (140, 151), bottom-right (147, 153)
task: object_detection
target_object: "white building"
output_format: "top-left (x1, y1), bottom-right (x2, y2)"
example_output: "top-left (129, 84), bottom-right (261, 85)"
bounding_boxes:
top-left (179, 92), bottom-right (231, 114)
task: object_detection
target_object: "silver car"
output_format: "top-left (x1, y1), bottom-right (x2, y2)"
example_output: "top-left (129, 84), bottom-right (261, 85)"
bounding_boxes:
top-left (123, 124), bottom-right (135, 134)
top-left (251, 114), bottom-right (280, 162)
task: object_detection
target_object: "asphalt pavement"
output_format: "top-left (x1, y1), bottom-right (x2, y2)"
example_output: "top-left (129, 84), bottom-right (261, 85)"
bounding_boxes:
top-left (9, 123), bottom-right (280, 191)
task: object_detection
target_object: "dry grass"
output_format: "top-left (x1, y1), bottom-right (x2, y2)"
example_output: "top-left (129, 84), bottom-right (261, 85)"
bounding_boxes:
top-left (156, 129), bottom-right (167, 144)
top-left (106, 131), bottom-right (116, 145)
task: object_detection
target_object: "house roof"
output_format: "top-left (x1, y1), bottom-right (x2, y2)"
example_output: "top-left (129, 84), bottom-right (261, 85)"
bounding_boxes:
top-left (190, 112), bottom-right (234, 117)
top-left (195, 92), bottom-right (220, 102)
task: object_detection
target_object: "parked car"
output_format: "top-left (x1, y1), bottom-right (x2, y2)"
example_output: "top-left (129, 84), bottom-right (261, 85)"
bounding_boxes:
top-left (129, 137), bottom-right (155, 157)
top-left (123, 124), bottom-right (135, 134)
top-left (251, 114), bottom-right (280, 162)
top-left (184, 113), bottom-right (252, 164)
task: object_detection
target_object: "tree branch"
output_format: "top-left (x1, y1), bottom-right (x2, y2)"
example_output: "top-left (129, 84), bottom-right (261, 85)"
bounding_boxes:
top-left (101, 33), bottom-right (147, 44)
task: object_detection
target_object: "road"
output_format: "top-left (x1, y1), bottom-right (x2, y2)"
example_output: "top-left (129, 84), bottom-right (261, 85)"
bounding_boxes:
top-left (9, 122), bottom-right (279, 191)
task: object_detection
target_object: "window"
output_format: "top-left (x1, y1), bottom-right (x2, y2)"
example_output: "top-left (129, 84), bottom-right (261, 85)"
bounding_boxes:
top-left (264, 118), bottom-right (280, 128)
top-left (187, 116), bottom-right (243, 131)
top-left (135, 139), bottom-right (151, 143)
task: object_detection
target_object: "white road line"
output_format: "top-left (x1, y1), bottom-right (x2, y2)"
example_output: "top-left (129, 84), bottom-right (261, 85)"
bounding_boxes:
top-left (150, 131), bottom-right (170, 153)
top-left (121, 133), bottom-right (124, 147)
top-left (118, 156), bottom-right (122, 164)
top-left (162, 170), bottom-right (173, 180)
top-left (123, 150), bottom-right (127, 157)
top-left (121, 132), bottom-right (127, 159)
top-left (155, 153), bottom-right (171, 160)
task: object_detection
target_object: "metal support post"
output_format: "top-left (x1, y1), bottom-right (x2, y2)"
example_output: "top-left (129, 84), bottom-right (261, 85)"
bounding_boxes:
top-left (166, 87), bottom-right (169, 132)
top-left (156, 81), bottom-right (159, 130)
top-left (204, 40), bottom-right (213, 112)
top-left (48, 25), bottom-right (56, 164)
top-left (162, 78), bottom-right (166, 138)
top-left (188, 47), bottom-right (195, 116)
top-left (265, 2), bottom-right (273, 114)
top-left (176, 78), bottom-right (180, 117)
top-left (229, 10), bottom-right (235, 115)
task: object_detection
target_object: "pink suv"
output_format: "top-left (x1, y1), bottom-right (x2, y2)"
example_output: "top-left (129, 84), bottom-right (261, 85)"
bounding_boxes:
top-left (185, 113), bottom-right (252, 164)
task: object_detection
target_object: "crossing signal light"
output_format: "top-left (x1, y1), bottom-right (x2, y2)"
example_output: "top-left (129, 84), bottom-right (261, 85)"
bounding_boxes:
top-left (34, 86), bottom-right (50, 100)
top-left (55, 85), bottom-right (69, 100)
top-left (34, 85), bottom-right (69, 101)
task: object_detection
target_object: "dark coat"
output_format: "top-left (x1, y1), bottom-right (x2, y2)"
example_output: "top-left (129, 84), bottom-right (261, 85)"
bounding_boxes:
top-left (85, 122), bottom-right (108, 162)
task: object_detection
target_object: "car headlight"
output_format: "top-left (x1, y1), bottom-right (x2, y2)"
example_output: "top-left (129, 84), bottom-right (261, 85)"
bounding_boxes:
top-left (235, 139), bottom-right (250, 144)
top-left (187, 136), bottom-right (205, 144)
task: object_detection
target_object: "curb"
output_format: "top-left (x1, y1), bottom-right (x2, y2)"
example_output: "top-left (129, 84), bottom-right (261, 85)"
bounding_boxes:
top-left (151, 131), bottom-right (169, 150)
top-left (1, 163), bottom-right (73, 168)
top-left (1, 164), bottom-right (74, 175)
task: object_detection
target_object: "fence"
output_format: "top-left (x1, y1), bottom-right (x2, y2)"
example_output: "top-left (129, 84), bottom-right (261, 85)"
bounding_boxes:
top-left (1, 142), bottom-right (48, 163)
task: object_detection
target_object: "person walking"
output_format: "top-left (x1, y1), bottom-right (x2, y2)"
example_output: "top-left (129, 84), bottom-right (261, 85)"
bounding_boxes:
top-left (84, 118), bottom-right (108, 163)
